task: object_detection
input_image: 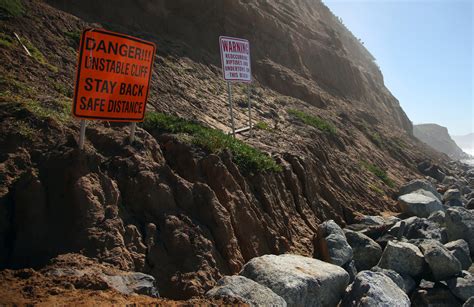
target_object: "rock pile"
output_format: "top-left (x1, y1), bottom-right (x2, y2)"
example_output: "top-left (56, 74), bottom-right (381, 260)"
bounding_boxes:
top-left (206, 163), bottom-right (474, 306)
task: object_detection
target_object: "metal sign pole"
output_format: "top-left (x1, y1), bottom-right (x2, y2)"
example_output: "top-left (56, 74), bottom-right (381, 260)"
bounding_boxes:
top-left (129, 122), bottom-right (137, 143)
top-left (79, 120), bottom-right (87, 150)
top-left (247, 84), bottom-right (252, 137)
top-left (227, 81), bottom-right (236, 138)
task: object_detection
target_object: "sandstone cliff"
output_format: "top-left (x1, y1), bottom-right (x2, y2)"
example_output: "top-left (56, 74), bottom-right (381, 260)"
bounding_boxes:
top-left (414, 124), bottom-right (469, 160)
top-left (0, 0), bottom-right (450, 299)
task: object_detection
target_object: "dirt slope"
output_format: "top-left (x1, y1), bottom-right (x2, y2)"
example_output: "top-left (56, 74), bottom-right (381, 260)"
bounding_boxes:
top-left (0, 0), bottom-right (451, 301)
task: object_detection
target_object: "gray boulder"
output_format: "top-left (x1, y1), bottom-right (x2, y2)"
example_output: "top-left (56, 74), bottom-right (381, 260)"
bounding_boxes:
top-left (206, 275), bottom-right (286, 307)
top-left (399, 179), bottom-right (442, 201)
top-left (447, 199), bottom-right (465, 207)
top-left (445, 189), bottom-right (462, 202)
top-left (448, 274), bottom-right (474, 302)
top-left (411, 284), bottom-right (463, 307)
top-left (467, 198), bottom-right (474, 210)
top-left (420, 240), bottom-right (462, 281)
top-left (357, 215), bottom-right (386, 226)
top-left (344, 230), bottom-right (382, 271)
top-left (340, 271), bottom-right (410, 307)
top-left (101, 272), bottom-right (159, 297)
top-left (389, 216), bottom-right (447, 243)
top-left (428, 210), bottom-right (446, 225)
top-left (462, 186), bottom-right (472, 196)
top-left (445, 239), bottom-right (472, 270)
top-left (445, 207), bottom-right (474, 255)
top-left (343, 260), bottom-right (357, 283)
top-left (464, 297), bottom-right (474, 307)
top-left (443, 176), bottom-right (458, 186)
top-left (315, 220), bottom-right (353, 266)
top-left (371, 267), bottom-right (404, 288)
top-left (398, 191), bottom-right (443, 218)
top-left (240, 254), bottom-right (349, 307)
top-left (377, 240), bottom-right (426, 277)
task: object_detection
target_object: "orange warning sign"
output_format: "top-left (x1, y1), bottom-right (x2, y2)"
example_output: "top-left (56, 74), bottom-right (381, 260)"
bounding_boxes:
top-left (73, 29), bottom-right (156, 121)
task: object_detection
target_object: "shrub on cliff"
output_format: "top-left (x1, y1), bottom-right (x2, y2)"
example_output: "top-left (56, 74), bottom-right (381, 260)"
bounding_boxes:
top-left (287, 109), bottom-right (337, 134)
top-left (142, 112), bottom-right (282, 174)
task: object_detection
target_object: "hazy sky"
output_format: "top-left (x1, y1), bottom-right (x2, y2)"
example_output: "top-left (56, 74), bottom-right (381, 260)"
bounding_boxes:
top-left (324, 0), bottom-right (473, 136)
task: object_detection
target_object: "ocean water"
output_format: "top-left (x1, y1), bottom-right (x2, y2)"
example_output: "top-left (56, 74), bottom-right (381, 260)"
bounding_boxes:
top-left (461, 148), bottom-right (474, 167)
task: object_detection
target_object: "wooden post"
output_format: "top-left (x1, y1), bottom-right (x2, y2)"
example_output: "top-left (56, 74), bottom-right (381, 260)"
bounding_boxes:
top-left (247, 84), bottom-right (252, 137)
top-left (79, 120), bottom-right (86, 150)
top-left (227, 82), bottom-right (236, 138)
top-left (129, 122), bottom-right (137, 143)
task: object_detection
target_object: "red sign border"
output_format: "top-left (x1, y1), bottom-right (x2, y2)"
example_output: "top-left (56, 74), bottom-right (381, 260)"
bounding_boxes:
top-left (72, 28), bottom-right (156, 122)
top-left (219, 36), bottom-right (252, 83)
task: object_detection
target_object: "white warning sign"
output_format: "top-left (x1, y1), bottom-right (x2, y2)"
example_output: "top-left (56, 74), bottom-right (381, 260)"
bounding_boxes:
top-left (219, 36), bottom-right (251, 82)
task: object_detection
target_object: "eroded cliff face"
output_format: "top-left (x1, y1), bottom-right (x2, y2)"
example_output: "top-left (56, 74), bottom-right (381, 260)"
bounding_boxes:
top-left (0, 0), bottom-right (448, 299)
top-left (414, 124), bottom-right (469, 160)
top-left (47, 0), bottom-right (412, 132)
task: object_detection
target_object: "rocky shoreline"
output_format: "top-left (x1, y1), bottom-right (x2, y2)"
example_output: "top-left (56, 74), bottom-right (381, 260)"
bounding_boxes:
top-left (203, 160), bottom-right (474, 306)
top-left (3, 160), bottom-right (472, 306)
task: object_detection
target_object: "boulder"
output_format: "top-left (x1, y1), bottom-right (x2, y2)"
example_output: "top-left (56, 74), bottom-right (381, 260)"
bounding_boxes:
top-left (418, 163), bottom-right (446, 182)
top-left (340, 271), bottom-right (410, 307)
top-left (206, 275), bottom-right (286, 307)
top-left (375, 233), bottom-right (398, 250)
top-left (462, 186), bottom-right (472, 196)
top-left (314, 220), bottom-right (353, 266)
top-left (467, 199), bottom-right (474, 210)
top-left (344, 230), bottom-right (382, 271)
top-left (420, 240), bottom-right (462, 281)
top-left (411, 283), bottom-right (463, 307)
top-left (445, 207), bottom-right (474, 255)
top-left (447, 199), bottom-right (465, 207)
top-left (428, 210), bottom-right (446, 225)
top-left (445, 240), bottom-right (472, 270)
top-left (447, 274), bottom-right (474, 302)
top-left (342, 260), bottom-right (357, 282)
top-left (357, 215), bottom-right (386, 226)
top-left (443, 176), bottom-right (458, 186)
top-left (464, 297), bottom-right (474, 307)
top-left (377, 241), bottom-right (426, 277)
top-left (240, 254), bottom-right (349, 307)
top-left (388, 217), bottom-right (447, 243)
top-left (100, 272), bottom-right (159, 297)
top-left (398, 191), bottom-right (443, 218)
top-left (371, 266), bottom-right (409, 293)
top-left (444, 189), bottom-right (462, 202)
top-left (399, 179), bottom-right (442, 200)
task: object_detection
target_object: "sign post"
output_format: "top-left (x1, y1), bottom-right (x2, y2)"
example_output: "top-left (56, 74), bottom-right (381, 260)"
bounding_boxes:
top-left (72, 28), bottom-right (156, 148)
top-left (247, 84), bottom-right (252, 136)
top-left (227, 82), bottom-right (236, 137)
top-left (219, 36), bottom-right (251, 137)
top-left (79, 120), bottom-right (87, 150)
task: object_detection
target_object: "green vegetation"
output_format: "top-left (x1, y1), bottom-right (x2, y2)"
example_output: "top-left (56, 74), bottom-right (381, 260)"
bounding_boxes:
top-left (361, 161), bottom-right (395, 188)
top-left (368, 131), bottom-right (383, 147)
top-left (368, 183), bottom-right (384, 195)
top-left (288, 109), bottom-right (336, 134)
top-left (52, 80), bottom-right (73, 97)
top-left (21, 38), bottom-right (58, 72)
top-left (0, 0), bottom-right (24, 17)
top-left (0, 33), bottom-right (14, 48)
top-left (0, 74), bottom-right (28, 93)
top-left (392, 137), bottom-right (407, 149)
top-left (142, 112), bottom-right (282, 174)
top-left (10, 120), bottom-right (35, 139)
top-left (254, 121), bottom-right (270, 131)
top-left (64, 30), bottom-right (81, 46)
top-left (1, 75), bottom-right (71, 124)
